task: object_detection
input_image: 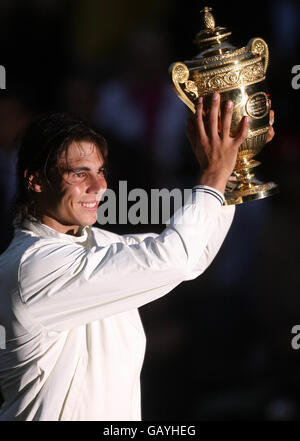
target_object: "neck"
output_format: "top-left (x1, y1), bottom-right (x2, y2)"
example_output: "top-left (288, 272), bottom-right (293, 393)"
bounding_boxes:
top-left (41, 214), bottom-right (80, 236)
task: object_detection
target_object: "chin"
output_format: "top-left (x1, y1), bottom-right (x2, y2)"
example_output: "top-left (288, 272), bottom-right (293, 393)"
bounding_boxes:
top-left (80, 214), bottom-right (97, 226)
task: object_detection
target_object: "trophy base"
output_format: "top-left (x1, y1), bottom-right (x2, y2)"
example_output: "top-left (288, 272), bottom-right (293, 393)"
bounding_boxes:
top-left (224, 180), bottom-right (279, 205)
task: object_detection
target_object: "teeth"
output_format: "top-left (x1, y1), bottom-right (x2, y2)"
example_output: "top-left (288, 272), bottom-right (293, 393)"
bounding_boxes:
top-left (81, 202), bottom-right (97, 208)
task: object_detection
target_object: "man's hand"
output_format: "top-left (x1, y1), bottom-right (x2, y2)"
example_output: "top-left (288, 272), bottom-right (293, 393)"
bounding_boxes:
top-left (186, 92), bottom-right (249, 194)
top-left (227, 108), bottom-right (275, 184)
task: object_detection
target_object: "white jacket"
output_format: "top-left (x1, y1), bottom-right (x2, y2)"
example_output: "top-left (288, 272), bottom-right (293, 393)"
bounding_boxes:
top-left (0, 186), bottom-right (234, 420)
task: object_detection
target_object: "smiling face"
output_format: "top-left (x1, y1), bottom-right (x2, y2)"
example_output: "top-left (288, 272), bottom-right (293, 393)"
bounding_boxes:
top-left (37, 141), bottom-right (107, 235)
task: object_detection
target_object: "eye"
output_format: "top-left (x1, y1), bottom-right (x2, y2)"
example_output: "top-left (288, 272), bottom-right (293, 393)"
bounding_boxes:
top-left (74, 172), bottom-right (87, 178)
top-left (98, 167), bottom-right (107, 177)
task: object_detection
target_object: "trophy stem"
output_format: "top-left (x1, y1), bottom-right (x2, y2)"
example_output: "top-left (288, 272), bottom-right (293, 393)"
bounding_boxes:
top-left (234, 158), bottom-right (260, 189)
top-left (225, 158), bottom-right (279, 205)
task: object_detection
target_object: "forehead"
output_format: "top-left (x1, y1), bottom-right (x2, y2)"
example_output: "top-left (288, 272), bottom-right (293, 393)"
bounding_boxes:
top-left (60, 141), bottom-right (104, 167)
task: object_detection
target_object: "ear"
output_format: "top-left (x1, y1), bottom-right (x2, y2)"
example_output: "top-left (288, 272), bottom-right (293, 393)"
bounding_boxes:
top-left (24, 170), bottom-right (43, 193)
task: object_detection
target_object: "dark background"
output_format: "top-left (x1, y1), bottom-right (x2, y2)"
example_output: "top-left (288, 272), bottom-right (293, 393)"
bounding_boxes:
top-left (0, 0), bottom-right (299, 420)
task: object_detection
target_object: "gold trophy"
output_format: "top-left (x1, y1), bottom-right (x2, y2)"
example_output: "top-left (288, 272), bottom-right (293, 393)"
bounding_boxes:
top-left (170, 6), bottom-right (279, 205)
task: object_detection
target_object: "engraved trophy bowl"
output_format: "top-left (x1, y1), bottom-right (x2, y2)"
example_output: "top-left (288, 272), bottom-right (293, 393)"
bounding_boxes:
top-left (169, 6), bottom-right (279, 205)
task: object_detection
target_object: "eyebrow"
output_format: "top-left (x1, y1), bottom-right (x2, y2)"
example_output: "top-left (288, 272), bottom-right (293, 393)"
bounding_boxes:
top-left (67, 165), bottom-right (106, 172)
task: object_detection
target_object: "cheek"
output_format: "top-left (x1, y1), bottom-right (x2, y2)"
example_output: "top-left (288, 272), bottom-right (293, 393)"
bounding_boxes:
top-left (60, 184), bottom-right (84, 208)
top-left (72, 185), bottom-right (85, 198)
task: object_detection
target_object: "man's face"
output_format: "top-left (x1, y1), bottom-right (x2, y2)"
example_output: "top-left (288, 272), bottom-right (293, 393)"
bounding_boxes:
top-left (40, 141), bottom-right (107, 234)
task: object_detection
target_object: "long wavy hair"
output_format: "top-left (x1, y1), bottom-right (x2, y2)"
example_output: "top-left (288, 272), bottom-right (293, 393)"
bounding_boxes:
top-left (14, 112), bottom-right (108, 226)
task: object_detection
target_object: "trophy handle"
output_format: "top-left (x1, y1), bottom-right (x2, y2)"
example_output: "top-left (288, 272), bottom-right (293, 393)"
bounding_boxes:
top-left (248, 37), bottom-right (269, 73)
top-left (170, 62), bottom-right (199, 113)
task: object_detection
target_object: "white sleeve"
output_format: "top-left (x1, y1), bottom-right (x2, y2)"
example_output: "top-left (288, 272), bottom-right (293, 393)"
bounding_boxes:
top-left (19, 186), bottom-right (234, 332)
top-left (122, 188), bottom-right (235, 279)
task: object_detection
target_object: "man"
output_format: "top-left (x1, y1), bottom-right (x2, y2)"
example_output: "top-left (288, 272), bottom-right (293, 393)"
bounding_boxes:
top-left (0, 94), bottom-right (274, 420)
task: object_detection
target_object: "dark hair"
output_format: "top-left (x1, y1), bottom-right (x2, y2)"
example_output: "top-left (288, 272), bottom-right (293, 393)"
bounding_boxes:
top-left (14, 112), bottom-right (108, 225)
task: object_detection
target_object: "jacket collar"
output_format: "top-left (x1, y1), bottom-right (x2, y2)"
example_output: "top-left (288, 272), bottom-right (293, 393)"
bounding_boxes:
top-left (20, 216), bottom-right (92, 245)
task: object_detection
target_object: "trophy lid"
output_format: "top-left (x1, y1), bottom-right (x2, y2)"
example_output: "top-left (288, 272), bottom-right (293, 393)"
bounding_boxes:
top-left (192, 7), bottom-right (237, 58)
top-left (185, 6), bottom-right (253, 69)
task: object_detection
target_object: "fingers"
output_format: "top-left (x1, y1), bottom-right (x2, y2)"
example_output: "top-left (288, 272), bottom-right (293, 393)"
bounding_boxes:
top-left (266, 125), bottom-right (275, 143)
top-left (269, 109), bottom-right (274, 126)
top-left (209, 92), bottom-right (220, 139)
top-left (265, 109), bottom-right (275, 143)
top-left (233, 116), bottom-right (249, 146)
top-left (195, 96), bottom-right (207, 143)
top-left (221, 100), bottom-right (234, 138)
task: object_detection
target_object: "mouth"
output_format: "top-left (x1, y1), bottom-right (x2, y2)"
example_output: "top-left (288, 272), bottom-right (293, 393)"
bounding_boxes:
top-left (79, 201), bottom-right (99, 212)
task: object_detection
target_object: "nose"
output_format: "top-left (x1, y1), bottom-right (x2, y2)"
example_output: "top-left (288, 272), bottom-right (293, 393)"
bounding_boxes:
top-left (86, 173), bottom-right (107, 194)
